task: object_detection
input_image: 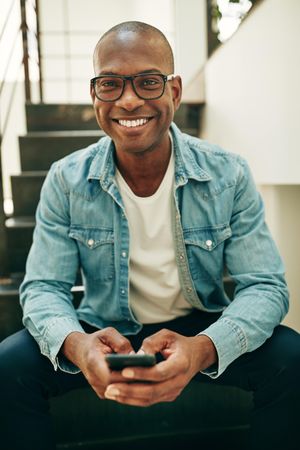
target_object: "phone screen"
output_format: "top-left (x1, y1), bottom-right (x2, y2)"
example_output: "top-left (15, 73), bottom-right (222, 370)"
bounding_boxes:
top-left (105, 354), bottom-right (156, 370)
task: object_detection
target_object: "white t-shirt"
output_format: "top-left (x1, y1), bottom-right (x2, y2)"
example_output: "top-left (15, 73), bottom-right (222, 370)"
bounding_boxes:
top-left (115, 141), bottom-right (193, 324)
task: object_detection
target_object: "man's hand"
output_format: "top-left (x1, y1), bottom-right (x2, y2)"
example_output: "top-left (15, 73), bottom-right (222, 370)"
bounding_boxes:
top-left (104, 329), bottom-right (217, 406)
top-left (62, 327), bottom-right (134, 398)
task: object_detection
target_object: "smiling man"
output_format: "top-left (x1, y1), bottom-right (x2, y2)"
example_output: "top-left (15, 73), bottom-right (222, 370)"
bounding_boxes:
top-left (1, 21), bottom-right (300, 450)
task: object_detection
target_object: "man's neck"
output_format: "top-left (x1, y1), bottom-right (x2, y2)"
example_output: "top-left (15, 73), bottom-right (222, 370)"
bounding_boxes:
top-left (115, 142), bottom-right (172, 197)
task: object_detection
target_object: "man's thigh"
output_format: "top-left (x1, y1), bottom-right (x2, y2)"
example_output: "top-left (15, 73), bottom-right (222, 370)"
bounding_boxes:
top-left (0, 328), bottom-right (88, 397)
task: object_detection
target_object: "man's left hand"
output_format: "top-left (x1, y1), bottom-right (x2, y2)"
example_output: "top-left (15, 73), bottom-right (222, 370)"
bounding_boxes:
top-left (104, 329), bottom-right (217, 406)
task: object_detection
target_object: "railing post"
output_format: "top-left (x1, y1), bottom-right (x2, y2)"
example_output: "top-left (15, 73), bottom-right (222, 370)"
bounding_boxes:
top-left (20, 0), bottom-right (31, 102)
top-left (35, 0), bottom-right (43, 102)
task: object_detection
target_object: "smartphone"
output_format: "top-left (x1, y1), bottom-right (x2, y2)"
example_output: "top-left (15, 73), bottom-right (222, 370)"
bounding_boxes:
top-left (105, 354), bottom-right (156, 370)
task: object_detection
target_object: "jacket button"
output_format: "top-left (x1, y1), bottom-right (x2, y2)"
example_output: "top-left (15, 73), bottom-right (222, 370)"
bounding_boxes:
top-left (206, 239), bottom-right (213, 247)
top-left (87, 239), bottom-right (94, 247)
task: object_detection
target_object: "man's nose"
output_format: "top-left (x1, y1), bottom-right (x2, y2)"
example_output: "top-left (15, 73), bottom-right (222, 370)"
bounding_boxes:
top-left (115, 80), bottom-right (145, 110)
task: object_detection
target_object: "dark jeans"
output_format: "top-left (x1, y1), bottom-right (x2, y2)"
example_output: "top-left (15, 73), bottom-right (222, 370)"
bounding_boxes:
top-left (1, 310), bottom-right (300, 450)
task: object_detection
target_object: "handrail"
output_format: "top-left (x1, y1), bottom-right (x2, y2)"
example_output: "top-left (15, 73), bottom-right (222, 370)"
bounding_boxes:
top-left (20, 0), bottom-right (31, 101)
top-left (0, 0), bottom-right (42, 276)
top-left (35, 0), bottom-right (43, 101)
top-left (1, 63), bottom-right (23, 140)
top-left (0, 0), bottom-right (18, 42)
top-left (0, 27), bottom-right (22, 97)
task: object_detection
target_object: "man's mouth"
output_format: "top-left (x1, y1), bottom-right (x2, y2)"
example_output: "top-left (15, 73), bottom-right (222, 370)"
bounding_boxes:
top-left (115, 118), bottom-right (151, 128)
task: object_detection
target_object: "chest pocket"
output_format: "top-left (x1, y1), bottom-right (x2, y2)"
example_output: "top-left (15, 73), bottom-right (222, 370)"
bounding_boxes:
top-left (69, 226), bottom-right (114, 281)
top-left (183, 224), bottom-right (232, 281)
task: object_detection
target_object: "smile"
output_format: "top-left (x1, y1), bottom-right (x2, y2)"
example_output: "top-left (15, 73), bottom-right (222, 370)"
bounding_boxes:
top-left (117, 118), bottom-right (149, 128)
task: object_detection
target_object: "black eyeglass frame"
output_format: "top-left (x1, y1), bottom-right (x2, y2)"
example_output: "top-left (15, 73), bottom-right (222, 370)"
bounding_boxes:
top-left (90, 73), bottom-right (175, 102)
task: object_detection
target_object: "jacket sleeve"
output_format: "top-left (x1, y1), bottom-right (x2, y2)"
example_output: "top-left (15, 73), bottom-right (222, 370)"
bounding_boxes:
top-left (20, 162), bottom-right (85, 373)
top-left (200, 157), bottom-right (289, 377)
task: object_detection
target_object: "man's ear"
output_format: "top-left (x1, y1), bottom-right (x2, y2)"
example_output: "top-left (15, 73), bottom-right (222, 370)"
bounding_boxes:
top-left (172, 75), bottom-right (182, 112)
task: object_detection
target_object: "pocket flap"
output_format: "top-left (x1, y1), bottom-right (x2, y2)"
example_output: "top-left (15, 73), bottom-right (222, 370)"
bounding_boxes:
top-left (183, 224), bottom-right (232, 251)
top-left (69, 226), bottom-right (114, 249)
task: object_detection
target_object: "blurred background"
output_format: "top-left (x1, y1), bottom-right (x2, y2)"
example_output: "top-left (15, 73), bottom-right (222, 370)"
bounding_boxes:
top-left (0, 0), bottom-right (299, 338)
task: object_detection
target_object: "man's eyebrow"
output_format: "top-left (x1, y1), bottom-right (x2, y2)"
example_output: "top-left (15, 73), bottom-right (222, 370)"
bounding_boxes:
top-left (97, 69), bottom-right (162, 76)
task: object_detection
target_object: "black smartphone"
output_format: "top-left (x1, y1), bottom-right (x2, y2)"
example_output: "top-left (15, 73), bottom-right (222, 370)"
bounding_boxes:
top-left (105, 354), bottom-right (156, 370)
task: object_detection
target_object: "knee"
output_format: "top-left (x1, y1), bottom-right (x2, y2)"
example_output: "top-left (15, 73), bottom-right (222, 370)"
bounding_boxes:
top-left (274, 326), bottom-right (300, 369)
top-left (268, 326), bottom-right (300, 387)
top-left (0, 329), bottom-right (40, 385)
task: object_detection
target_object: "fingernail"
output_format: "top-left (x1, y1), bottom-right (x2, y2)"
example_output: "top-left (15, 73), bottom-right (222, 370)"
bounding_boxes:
top-left (122, 368), bottom-right (134, 378)
top-left (137, 349), bottom-right (145, 355)
top-left (105, 387), bottom-right (120, 399)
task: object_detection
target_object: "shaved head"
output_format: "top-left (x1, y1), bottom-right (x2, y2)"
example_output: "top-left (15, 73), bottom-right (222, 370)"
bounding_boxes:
top-left (93, 21), bottom-right (174, 74)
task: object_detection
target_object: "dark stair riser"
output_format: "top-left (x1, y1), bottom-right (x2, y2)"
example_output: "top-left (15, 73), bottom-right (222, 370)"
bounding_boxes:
top-left (19, 132), bottom-right (105, 171)
top-left (0, 292), bottom-right (23, 341)
top-left (6, 224), bottom-right (34, 273)
top-left (11, 173), bottom-right (46, 216)
top-left (26, 104), bottom-right (99, 132)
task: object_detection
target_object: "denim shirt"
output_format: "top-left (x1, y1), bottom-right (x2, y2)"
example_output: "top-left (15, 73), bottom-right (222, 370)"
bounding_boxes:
top-left (20, 122), bottom-right (289, 377)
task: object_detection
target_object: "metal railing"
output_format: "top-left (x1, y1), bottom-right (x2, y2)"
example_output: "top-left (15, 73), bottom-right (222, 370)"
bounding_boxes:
top-left (0, 0), bottom-right (42, 276)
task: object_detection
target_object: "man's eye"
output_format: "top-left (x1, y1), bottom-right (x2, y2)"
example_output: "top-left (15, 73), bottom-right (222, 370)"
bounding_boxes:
top-left (142, 78), bottom-right (159, 86)
top-left (101, 80), bottom-right (118, 88)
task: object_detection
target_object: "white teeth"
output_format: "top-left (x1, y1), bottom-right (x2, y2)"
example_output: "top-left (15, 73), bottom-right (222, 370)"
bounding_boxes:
top-left (118, 118), bottom-right (148, 128)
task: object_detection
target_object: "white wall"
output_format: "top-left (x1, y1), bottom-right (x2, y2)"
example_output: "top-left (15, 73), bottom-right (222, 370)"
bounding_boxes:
top-left (260, 185), bottom-right (300, 331)
top-left (201, 0), bottom-right (300, 185)
top-left (201, 0), bottom-right (300, 330)
top-left (174, 0), bottom-right (207, 89)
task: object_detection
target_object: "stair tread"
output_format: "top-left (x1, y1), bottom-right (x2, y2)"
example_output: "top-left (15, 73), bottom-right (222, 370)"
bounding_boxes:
top-left (6, 217), bottom-right (35, 228)
top-left (12, 171), bottom-right (48, 177)
top-left (0, 278), bottom-right (20, 295)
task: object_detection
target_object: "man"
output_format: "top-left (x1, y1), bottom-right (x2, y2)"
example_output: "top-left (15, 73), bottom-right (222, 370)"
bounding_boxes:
top-left (0, 21), bottom-right (299, 450)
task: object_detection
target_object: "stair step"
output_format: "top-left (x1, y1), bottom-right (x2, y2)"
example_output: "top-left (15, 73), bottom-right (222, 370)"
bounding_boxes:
top-left (6, 216), bottom-right (35, 228)
top-left (11, 172), bottom-right (47, 216)
top-left (26, 103), bottom-right (203, 133)
top-left (5, 218), bottom-right (34, 272)
top-left (19, 131), bottom-right (105, 171)
top-left (26, 104), bottom-right (99, 131)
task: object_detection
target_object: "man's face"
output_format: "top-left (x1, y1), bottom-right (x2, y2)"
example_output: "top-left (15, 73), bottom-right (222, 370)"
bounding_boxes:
top-left (91, 31), bottom-right (182, 156)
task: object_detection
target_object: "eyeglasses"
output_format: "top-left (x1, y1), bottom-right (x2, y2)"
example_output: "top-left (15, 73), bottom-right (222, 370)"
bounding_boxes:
top-left (90, 73), bottom-right (175, 102)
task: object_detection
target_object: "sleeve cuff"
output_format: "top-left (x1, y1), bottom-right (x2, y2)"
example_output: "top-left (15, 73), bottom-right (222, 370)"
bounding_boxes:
top-left (40, 317), bottom-right (86, 374)
top-left (198, 317), bottom-right (248, 378)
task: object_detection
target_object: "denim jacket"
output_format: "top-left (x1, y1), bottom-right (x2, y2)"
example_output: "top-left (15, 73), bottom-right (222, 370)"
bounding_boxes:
top-left (20, 122), bottom-right (289, 377)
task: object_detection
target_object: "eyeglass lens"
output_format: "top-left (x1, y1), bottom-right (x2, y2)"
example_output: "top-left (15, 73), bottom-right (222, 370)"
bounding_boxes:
top-left (93, 74), bottom-right (165, 101)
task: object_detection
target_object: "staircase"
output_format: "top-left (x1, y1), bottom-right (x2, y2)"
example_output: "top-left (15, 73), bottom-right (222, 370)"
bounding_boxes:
top-left (0, 102), bottom-right (203, 342)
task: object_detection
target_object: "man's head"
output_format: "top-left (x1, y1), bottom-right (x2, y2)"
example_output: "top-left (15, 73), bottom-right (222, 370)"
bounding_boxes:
top-left (93, 21), bottom-right (174, 75)
top-left (90, 21), bottom-right (182, 156)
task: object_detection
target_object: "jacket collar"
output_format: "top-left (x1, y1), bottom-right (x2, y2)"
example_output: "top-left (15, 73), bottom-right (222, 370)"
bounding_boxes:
top-left (87, 122), bottom-right (212, 188)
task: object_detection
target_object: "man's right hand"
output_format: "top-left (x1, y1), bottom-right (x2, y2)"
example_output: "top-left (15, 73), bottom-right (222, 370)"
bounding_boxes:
top-left (61, 327), bottom-right (134, 398)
